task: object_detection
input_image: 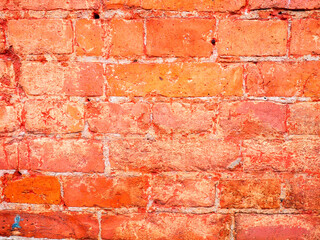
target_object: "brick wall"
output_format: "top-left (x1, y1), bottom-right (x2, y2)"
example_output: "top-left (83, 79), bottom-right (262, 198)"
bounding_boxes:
top-left (0, 0), bottom-right (320, 239)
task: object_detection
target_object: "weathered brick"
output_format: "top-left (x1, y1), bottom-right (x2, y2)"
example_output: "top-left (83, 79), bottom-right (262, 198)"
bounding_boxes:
top-left (101, 213), bottom-right (231, 239)
top-left (217, 101), bottom-right (287, 139)
top-left (61, 175), bottom-right (148, 208)
top-left (0, 25), bottom-right (5, 52)
top-left (243, 138), bottom-right (320, 172)
top-left (219, 179), bottom-right (281, 209)
top-left (0, 60), bottom-right (15, 92)
top-left (0, 139), bottom-right (19, 170)
top-left (246, 61), bottom-right (320, 97)
top-left (151, 173), bottom-right (216, 207)
top-left (20, 61), bottom-right (104, 96)
top-left (146, 19), bottom-right (215, 57)
top-left (109, 19), bottom-right (144, 57)
top-left (8, 20), bottom-right (73, 55)
top-left (106, 63), bottom-right (243, 97)
top-left (284, 175), bottom-right (320, 210)
top-left (103, 0), bottom-right (140, 8)
top-left (109, 136), bottom-right (240, 172)
top-left (0, 211), bottom-right (99, 239)
top-left (217, 20), bottom-right (287, 56)
top-left (86, 101), bottom-right (151, 134)
top-left (236, 214), bottom-right (320, 240)
top-left (291, 19), bottom-right (320, 55)
top-left (25, 100), bottom-right (84, 134)
top-left (288, 103), bottom-right (320, 135)
top-left (142, 0), bottom-right (245, 12)
top-left (5, 0), bottom-right (100, 10)
top-left (153, 102), bottom-right (217, 134)
top-left (19, 138), bottom-right (104, 173)
top-left (249, 0), bottom-right (320, 9)
top-left (0, 102), bottom-right (19, 133)
top-left (3, 175), bottom-right (61, 204)
top-left (75, 19), bottom-right (104, 56)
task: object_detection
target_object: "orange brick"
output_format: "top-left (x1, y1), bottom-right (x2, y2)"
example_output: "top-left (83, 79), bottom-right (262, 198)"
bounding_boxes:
top-left (219, 179), bottom-right (281, 209)
top-left (86, 101), bottom-right (151, 134)
top-left (62, 175), bottom-right (148, 208)
top-left (146, 19), bottom-right (215, 57)
top-left (291, 19), bottom-right (320, 55)
top-left (249, 0), bottom-right (320, 9)
top-left (75, 20), bottom-right (104, 56)
top-left (153, 102), bottom-right (217, 134)
top-left (103, 0), bottom-right (140, 8)
top-left (0, 102), bottom-right (19, 133)
top-left (284, 175), bottom-right (320, 210)
top-left (217, 20), bottom-right (287, 56)
top-left (19, 138), bottom-right (104, 173)
top-left (109, 136), bottom-right (240, 172)
top-left (0, 211), bottom-right (99, 239)
top-left (0, 60), bottom-right (15, 93)
top-left (109, 19), bottom-right (144, 57)
top-left (20, 61), bottom-right (104, 96)
top-left (3, 175), bottom-right (61, 204)
top-left (217, 101), bottom-right (287, 139)
top-left (0, 139), bottom-right (19, 170)
top-left (106, 63), bottom-right (243, 97)
top-left (246, 61), bottom-right (320, 97)
top-left (24, 100), bottom-right (84, 134)
top-left (8, 20), bottom-right (73, 55)
top-left (151, 173), bottom-right (216, 207)
top-left (236, 214), bottom-right (320, 240)
top-left (101, 213), bottom-right (231, 239)
top-left (288, 103), bottom-right (320, 135)
top-left (5, 0), bottom-right (100, 10)
top-left (142, 0), bottom-right (245, 11)
top-left (242, 138), bottom-right (320, 172)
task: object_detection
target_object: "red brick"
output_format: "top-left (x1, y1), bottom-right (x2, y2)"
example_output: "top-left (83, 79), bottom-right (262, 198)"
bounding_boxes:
top-left (8, 20), bottom-right (73, 55)
top-left (219, 179), bottom-right (281, 209)
top-left (0, 25), bottom-right (5, 52)
top-left (153, 102), bottom-right (217, 134)
top-left (0, 60), bottom-right (15, 93)
top-left (0, 139), bottom-right (19, 170)
top-left (20, 61), bottom-right (104, 96)
top-left (109, 19), bottom-right (144, 57)
top-left (288, 103), bottom-right (320, 135)
top-left (61, 175), bottom-right (148, 208)
top-left (283, 175), bottom-right (320, 210)
top-left (249, 0), bottom-right (320, 9)
top-left (291, 19), bottom-right (320, 55)
top-left (142, 0), bottom-right (245, 12)
top-left (0, 211), bottom-right (99, 239)
top-left (217, 20), bottom-right (287, 56)
top-left (103, 0), bottom-right (140, 8)
top-left (25, 100), bottom-right (84, 134)
top-left (5, 0), bottom-right (100, 10)
top-left (75, 19), bottom-right (104, 56)
top-left (86, 101), bottom-right (151, 134)
top-left (151, 173), bottom-right (216, 207)
top-left (3, 175), bottom-right (61, 204)
top-left (217, 101), bottom-right (287, 139)
top-left (101, 213), bottom-right (231, 239)
top-left (0, 102), bottom-right (19, 133)
top-left (19, 138), bottom-right (104, 173)
top-left (243, 137), bottom-right (320, 173)
top-left (246, 61), bottom-right (320, 97)
top-left (106, 63), bottom-right (243, 97)
top-left (109, 135), bottom-right (240, 172)
top-left (146, 19), bottom-right (215, 57)
top-left (236, 214), bottom-right (320, 240)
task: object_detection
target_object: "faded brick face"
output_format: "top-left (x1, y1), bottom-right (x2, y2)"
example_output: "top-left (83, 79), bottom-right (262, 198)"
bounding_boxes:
top-left (0, 0), bottom-right (319, 239)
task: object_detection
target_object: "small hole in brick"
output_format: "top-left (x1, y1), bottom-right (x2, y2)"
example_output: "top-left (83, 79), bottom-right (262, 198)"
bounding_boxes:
top-left (133, 59), bottom-right (138, 62)
top-left (159, 77), bottom-right (163, 81)
top-left (279, 11), bottom-right (282, 14)
top-left (93, 12), bottom-right (100, 19)
top-left (211, 38), bottom-right (216, 45)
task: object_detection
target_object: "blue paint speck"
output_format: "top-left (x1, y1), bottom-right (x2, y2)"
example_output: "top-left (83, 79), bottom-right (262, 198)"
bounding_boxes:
top-left (12, 215), bottom-right (22, 230)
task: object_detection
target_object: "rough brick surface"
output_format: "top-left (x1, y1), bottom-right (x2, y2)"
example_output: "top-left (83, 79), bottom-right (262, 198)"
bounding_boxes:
top-left (101, 213), bottom-right (232, 239)
top-left (0, 0), bottom-right (319, 238)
